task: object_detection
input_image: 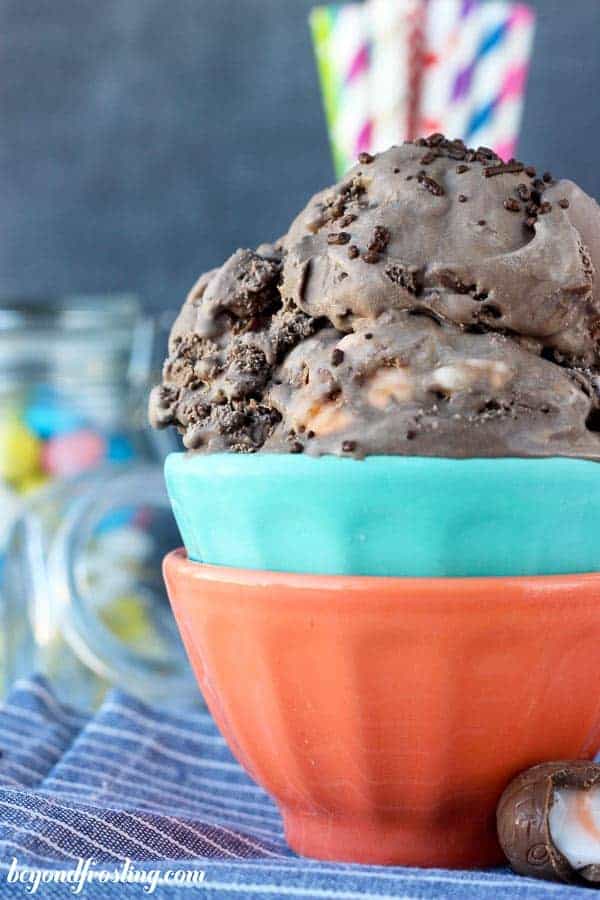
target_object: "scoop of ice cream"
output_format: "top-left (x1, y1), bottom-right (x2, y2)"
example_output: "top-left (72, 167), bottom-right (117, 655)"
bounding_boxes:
top-left (283, 142), bottom-right (597, 363)
top-left (265, 310), bottom-right (600, 459)
top-left (149, 135), bottom-right (600, 459)
top-left (149, 244), bottom-right (320, 452)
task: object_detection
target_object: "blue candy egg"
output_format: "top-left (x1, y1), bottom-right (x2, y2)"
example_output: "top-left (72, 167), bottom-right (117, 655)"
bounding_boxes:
top-left (25, 402), bottom-right (84, 439)
top-left (107, 434), bottom-right (135, 462)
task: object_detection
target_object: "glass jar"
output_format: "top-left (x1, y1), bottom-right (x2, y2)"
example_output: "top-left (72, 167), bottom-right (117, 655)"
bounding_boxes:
top-left (2, 465), bottom-right (196, 710)
top-left (0, 294), bottom-right (159, 494)
top-left (0, 294), bottom-right (175, 554)
top-left (0, 296), bottom-right (189, 707)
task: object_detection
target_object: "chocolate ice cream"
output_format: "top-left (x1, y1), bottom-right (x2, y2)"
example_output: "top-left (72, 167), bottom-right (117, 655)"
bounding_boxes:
top-left (149, 136), bottom-right (600, 459)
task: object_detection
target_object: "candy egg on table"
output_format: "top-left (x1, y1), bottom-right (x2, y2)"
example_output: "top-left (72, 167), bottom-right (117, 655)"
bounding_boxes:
top-left (42, 429), bottom-right (106, 478)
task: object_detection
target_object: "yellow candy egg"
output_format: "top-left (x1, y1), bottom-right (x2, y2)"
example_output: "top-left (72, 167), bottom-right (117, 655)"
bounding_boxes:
top-left (0, 418), bottom-right (42, 485)
top-left (19, 472), bottom-right (50, 495)
top-left (100, 594), bottom-right (152, 644)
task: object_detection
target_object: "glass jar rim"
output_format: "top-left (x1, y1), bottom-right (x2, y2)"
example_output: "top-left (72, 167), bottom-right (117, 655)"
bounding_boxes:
top-left (0, 294), bottom-right (140, 333)
top-left (47, 465), bottom-right (196, 705)
top-left (0, 293), bottom-right (151, 397)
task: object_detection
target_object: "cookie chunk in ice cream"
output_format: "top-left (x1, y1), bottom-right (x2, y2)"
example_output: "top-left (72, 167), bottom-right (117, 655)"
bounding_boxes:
top-left (149, 136), bottom-right (600, 459)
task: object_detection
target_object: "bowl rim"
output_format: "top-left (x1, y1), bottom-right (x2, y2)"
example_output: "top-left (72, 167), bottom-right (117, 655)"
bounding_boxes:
top-left (164, 547), bottom-right (600, 591)
top-left (166, 452), bottom-right (600, 474)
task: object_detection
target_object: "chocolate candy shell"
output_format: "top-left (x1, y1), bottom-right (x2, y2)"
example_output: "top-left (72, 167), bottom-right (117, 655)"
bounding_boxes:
top-left (497, 760), bottom-right (600, 884)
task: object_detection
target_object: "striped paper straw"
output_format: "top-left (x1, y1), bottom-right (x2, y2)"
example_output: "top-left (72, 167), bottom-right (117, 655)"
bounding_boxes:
top-left (310, 4), bottom-right (372, 177)
top-left (418, 0), bottom-right (480, 138)
top-left (367, 0), bottom-right (422, 152)
top-left (464, 2), bottom-right (535, 159)
top-left (407, 0), bottom-right (427, 140)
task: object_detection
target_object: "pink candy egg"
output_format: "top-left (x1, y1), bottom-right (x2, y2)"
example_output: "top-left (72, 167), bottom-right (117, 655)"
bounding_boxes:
top-left (42, 429), bottom-right (106, 477)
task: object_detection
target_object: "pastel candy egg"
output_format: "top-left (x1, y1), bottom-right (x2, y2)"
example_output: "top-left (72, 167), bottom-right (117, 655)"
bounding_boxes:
top-left (107, 434), bottom-right (135, 463)
top-left (96, 506), bottom-right (136, 534)
top-left (25, 402), bottom-right (84, 439)
top-left (99, 594), bottom-right (152, 645)
top-left (42, 429), bottom-right (106, 477)
top-left (0, 419), bottom-right (42, 484)
top-left (19, 472), bottom-right (50, 495)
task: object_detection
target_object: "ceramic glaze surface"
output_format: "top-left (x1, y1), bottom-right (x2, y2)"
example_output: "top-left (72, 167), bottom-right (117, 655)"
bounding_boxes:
top-left (165, 453), bottom-right (600, 576)
top-left (163, 550), bottom-right (600, 867)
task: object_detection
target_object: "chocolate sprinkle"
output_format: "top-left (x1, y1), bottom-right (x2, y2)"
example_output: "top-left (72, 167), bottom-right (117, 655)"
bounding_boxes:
top-left (368, 225), bottom-right (391, 254)
top-left (504, 198), bottom-right (521, 212)
top-left (456, 164), bottom-right (470, 174)
top-left (347, 244), bottom-right (360, 259)
top-left (385, 263), bottom-right (424, 295)
top-left (484, 161), bottom-right (525, 178)
top-left (289, 441), bottom-right (304, 453)
top-left (358, 151), bottom-right (374, 164)
top-left (418, 173), bottom-right (445, 196)
top-left (327, 232), bottom-right (351, 245)
top-left (559, 198), bottom-right (570, 209)
top-left (362, 250), bottom-right (381, 264)
top-left (342, 440), bottom-right (357, 452)
top-left (331, 348), bottom-right (344, 366)
top-left (458, 194), bottom-right (468, 203)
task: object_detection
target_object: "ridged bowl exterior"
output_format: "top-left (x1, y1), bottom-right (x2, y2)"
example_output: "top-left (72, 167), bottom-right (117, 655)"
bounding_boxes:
top-left (163, 549), bottom-right (600, 867)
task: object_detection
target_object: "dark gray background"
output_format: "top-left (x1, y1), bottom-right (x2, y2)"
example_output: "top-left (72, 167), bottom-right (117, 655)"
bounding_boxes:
top-left (2, 0), bottom-right (600, 313)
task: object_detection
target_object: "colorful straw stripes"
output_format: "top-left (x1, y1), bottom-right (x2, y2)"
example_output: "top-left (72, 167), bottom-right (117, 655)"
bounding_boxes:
top-left (463, 3), bottom-right (535, 161)
top-left (310, 0), bottom-right (536, 177)
top-left (419, 0), bottom-right (481, 138)
top-left (310, 4), bottom-right (373, 176)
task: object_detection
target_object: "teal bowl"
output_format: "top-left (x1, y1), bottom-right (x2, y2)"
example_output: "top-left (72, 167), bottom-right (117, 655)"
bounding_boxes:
top-left (164, 453), bottom-right (600, 577)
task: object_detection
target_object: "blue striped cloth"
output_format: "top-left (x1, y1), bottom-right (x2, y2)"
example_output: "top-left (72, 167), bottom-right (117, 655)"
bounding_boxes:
top-left (0, 676), bottom-right (590, 898)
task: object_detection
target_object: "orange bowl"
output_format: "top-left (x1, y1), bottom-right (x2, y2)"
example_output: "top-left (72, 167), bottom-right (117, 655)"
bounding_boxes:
top-left (163, 549), bottom-right (600, 868)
